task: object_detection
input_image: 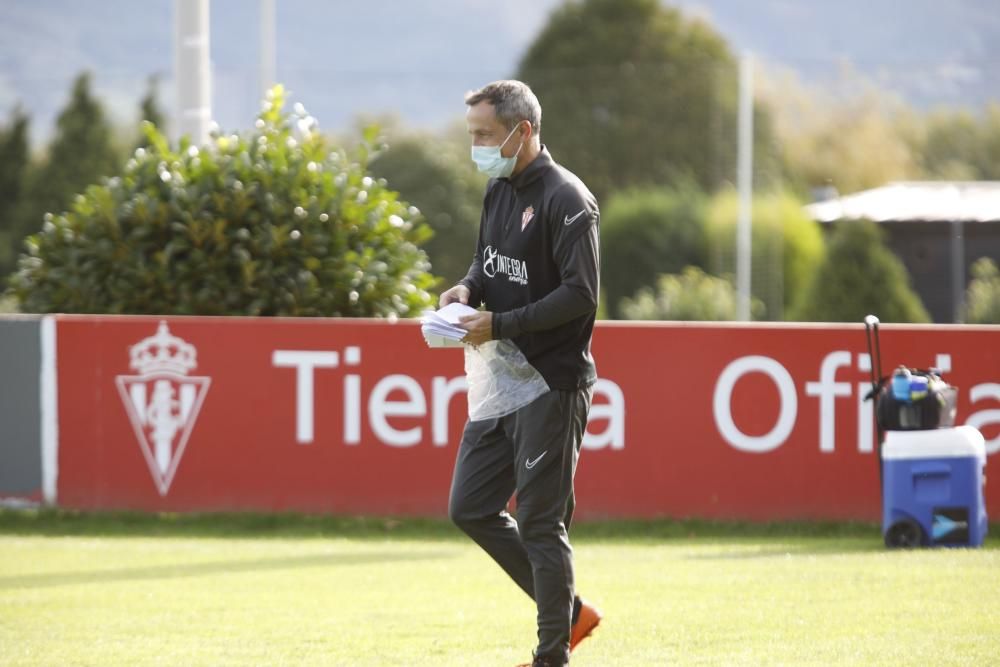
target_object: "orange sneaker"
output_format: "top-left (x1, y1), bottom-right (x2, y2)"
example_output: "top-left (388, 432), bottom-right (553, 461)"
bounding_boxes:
top-left (570, 598), bottom-right (602, 652)
top-left (517, 599), bottom-right (602, 665)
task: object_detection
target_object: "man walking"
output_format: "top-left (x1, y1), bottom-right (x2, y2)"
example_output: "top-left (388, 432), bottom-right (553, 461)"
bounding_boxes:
top-left (441, 80), bottom-right (602, 667)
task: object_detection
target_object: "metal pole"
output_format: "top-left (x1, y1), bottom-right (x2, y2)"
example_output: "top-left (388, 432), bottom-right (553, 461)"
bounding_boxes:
top-left (951, 219), bottom-right (965, 322)
top-left (260, 0), bottom-right (277, 99)
top-left (736, 52), bottom-right (754, 321)
top-left (174, 0), bottom-right (212, 145)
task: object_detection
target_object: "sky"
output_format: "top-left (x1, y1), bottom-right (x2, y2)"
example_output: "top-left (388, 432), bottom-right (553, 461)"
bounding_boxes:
top-left (1, 0), bottom-right (997, 146)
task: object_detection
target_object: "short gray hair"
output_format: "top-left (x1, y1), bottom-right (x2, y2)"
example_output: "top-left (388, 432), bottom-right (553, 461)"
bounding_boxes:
top-left (465, 80), bottom-right (541, 135)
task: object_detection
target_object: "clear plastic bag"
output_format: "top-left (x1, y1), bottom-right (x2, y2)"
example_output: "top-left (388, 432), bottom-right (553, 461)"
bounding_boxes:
top-left (464, 339), bottom-right (550, 421)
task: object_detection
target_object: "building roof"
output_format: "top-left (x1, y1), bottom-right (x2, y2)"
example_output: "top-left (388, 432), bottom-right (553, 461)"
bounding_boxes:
top-left (804, 181), bottom-right (1000, 223)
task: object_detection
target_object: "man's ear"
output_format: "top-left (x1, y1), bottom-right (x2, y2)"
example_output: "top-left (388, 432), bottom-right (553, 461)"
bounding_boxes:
top-left (520, 119), bottom-right (535, 144)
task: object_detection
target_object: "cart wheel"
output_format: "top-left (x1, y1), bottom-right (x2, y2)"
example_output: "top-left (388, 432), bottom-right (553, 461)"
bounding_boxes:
top-left (885, 519), bottom-right (923, 548)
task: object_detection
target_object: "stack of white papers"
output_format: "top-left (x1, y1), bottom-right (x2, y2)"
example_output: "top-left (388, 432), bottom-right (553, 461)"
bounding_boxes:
top-left (420, 302), bottom-right (477, 348)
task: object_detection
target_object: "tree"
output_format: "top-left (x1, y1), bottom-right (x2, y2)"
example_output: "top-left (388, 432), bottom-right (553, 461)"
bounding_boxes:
top-left (15, 72), bottom-right (119, 247)
top-left (601, 183), bottom-right (707, 318)
top-left (964, 258), bottom-right (1000, 324)
top-left (790, 219), bottom-right (929, 323)
top-left (705, 190), bottom-right (825, 320)
top-left (8, 86), bottom-right (437, 318)
top-left (515, 0), bottom-right (779, 199)
top-left (620, 265), bottom-right (763, 321)
top-left (136, 75), bottom-right (168, 150)
top-left (0, 107), bottom-right (30, 280)
top-left (915, 104), bottom-right (1000, 181)
top-left (369, 122), bottom-right (485, 287)
top-left (760, 68), bottom-right (921, 196)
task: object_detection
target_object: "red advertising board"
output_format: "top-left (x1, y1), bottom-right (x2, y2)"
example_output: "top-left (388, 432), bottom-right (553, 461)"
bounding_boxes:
top-left (54, 316), bottom-right (1000, 520)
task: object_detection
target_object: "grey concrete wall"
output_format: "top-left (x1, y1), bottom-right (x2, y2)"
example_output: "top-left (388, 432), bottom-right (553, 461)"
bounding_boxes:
top-left (0, 317), bottom-right (42, 497)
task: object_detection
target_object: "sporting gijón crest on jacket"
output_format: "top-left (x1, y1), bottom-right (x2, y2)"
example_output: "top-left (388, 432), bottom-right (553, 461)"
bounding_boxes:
top-left (462, 146), bottom-right (600, 391)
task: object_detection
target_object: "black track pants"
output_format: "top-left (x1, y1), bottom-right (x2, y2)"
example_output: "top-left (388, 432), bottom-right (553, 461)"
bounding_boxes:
top-left (448, 386), bottom-right (593, 664)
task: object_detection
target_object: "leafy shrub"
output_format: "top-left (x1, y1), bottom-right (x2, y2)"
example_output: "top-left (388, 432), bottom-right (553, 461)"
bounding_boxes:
top-left (9, 86), bottom-right (436, 317)
top-left (790, 219), bottom-right (930, 323)
top-left (965, 257), bottom-right (1000, 324)
top-left (369, 130), bottom-right (485, 287)
top-left (705, 190), bottom-right (825, 320)
top-left (620, 265), bottom-right (764, 321)
top-left (602, 184), bottom-right (708, 319)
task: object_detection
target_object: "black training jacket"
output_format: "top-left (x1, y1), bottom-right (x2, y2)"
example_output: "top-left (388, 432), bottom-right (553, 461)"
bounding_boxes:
top-left (460, 146), bottom-right (600, 391)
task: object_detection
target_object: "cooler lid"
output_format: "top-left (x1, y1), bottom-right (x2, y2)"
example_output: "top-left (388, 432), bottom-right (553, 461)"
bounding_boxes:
top-left (882, 425), bottom-right (986, 461)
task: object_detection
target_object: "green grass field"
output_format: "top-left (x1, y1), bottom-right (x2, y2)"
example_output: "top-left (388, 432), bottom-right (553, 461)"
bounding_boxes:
top-left (1, 511), bottom-right (998, 666)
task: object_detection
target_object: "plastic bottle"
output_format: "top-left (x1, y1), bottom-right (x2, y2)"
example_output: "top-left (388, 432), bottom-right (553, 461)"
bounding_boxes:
top-left (891, 366), bottom-right (912, 402)
top-left (909, 374), bottom-right (928, 401)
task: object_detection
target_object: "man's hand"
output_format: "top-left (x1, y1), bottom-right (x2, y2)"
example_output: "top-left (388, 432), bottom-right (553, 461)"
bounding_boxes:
top-left (439, 284), bottom-right (471, 308)
top-left (459, 311), bottom-right (493, 346)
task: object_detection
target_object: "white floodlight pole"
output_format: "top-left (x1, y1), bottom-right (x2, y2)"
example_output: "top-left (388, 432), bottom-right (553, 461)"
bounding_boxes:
top-left (260, 0), bottom-right (277, 99)
top-left (736, 52), bottom-right (754, 321)
top-left (174, 0), bottom-right (212, 145)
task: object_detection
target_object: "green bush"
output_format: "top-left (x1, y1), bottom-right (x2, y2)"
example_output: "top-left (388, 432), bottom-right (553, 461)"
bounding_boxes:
top-left (790, 219), bottom-right (930, 323)
top-left (965, 257), bottom-right (1000, 324)
top-left (369, 130), bottom-right (485, 287)
top-left (601, 184), bottom-right (707, 319)
top-left (8, 86), bottom-right (437, 317)
top-left (705, 190), bottom-right (825, 321)
top-left (620, 265), bottom-right (763, 321)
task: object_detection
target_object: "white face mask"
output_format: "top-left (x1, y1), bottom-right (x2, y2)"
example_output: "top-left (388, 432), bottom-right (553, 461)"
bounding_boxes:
top-left (470, 124), bottom-right (524, 178)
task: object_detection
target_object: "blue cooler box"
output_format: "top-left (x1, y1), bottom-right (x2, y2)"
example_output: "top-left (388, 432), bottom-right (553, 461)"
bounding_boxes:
top-left (882, 425), bottom-right (988, 548)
